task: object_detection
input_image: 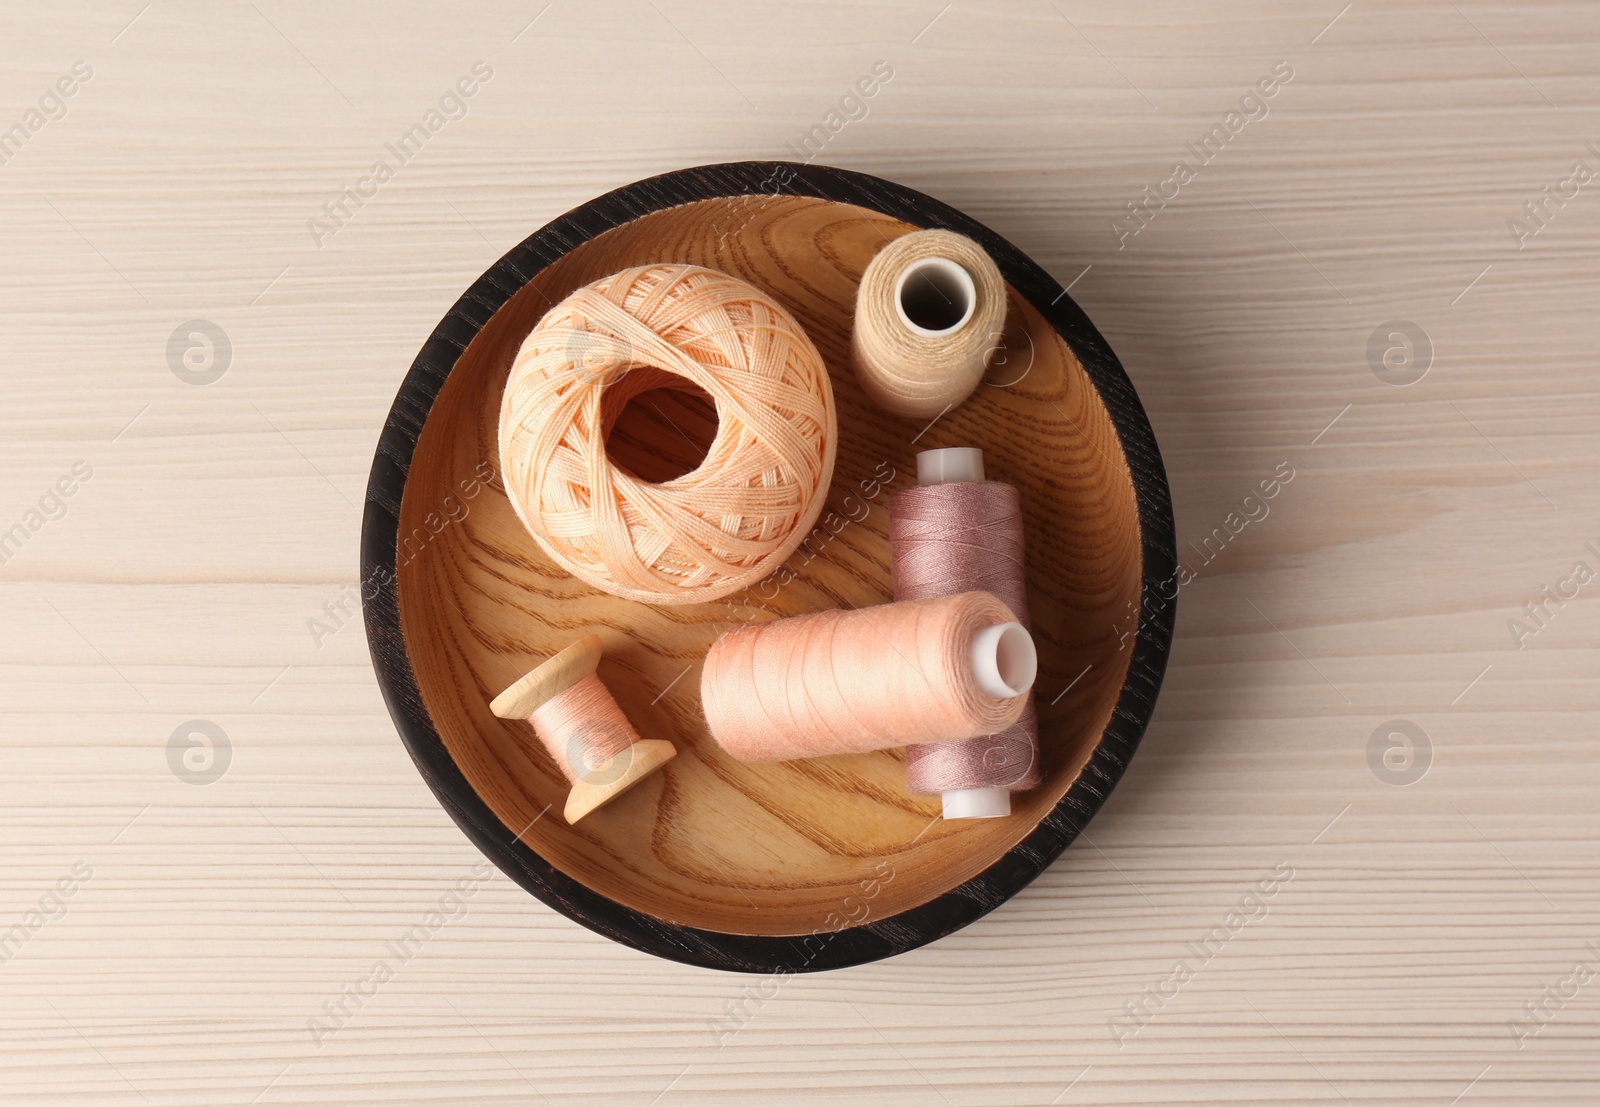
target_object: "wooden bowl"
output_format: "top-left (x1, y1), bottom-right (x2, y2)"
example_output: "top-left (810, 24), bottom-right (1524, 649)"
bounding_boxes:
top-left (362, 162), bottom-right (1175, 972)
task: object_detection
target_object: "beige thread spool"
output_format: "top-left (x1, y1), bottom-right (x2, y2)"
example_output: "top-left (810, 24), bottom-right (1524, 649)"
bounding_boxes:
top-left (850, 229), bottom-right (1008, 420)
top-left (489, 634), bottom-right (677, 824)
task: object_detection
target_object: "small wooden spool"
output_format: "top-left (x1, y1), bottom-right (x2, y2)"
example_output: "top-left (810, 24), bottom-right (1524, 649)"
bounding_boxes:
top-left (489, 634), bottom-right (676, 824)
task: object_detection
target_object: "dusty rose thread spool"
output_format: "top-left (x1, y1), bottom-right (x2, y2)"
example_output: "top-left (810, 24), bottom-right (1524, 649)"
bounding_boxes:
top-left (489, 634), bottom-right (677, 824)
top-left (891, 447), bottom-right (1039, 820)
top-left (700, 590), bottom-right (1037, 763)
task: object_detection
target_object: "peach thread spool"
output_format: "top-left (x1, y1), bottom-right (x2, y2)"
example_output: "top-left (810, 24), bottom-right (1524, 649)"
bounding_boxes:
top-left (489, 634), bottom-right (676, 824)
top-left (850, 229), bottom-right (1007, 420)
top-left (498, 263), bottom-right (837, 606)
top-left (700, 590), bottom-right (1036, 763)
top-left (891, 447), bottom-right (1039, 820)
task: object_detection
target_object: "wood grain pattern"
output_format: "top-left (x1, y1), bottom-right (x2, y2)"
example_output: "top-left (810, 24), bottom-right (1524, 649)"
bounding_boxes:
top-left (375, 170), bottom-right (1167, 962)
top-left (6, 0), bottom-right (1600, 1100)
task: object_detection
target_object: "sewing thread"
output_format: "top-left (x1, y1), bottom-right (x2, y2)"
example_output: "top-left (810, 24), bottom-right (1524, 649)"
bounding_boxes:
top-left (891, 448), bottom-right (1040, 806)
top-left (490, 634), bottom-right (677, 823)
top-left (499, 264), bottom-right (836, 606)
top-left (700, 590), bottom-right (1034, 763)
top-left (850, 229), bottom-right (1007, 420)
top-left (527, 673), bottom-right (637, 782)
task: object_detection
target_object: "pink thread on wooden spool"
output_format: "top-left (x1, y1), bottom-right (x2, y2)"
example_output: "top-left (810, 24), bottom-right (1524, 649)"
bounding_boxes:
top-left (489, 634), bottom-right (676, 824)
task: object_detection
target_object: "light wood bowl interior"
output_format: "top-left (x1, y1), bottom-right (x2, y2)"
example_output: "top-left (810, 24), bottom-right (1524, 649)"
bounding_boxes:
top-left (397, 194), bottom-right (1142, 936)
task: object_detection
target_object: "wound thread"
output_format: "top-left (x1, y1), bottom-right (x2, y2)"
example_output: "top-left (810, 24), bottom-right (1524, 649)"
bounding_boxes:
top-left (891, 472), bottom-right (1041, 795)
top-left (850, 229), bottom-right (1007, 420)
top-left (700, 591), bottom-right (1031, 762)
top-left (489, 633), bottom-right (677, 824)
top-left (527, 672), bottom-right (640, 784)
top-left (499, 263), bottom-right (837, 605)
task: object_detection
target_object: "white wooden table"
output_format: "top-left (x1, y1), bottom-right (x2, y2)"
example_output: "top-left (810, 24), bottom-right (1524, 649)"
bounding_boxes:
top-left (3, 1), bottom-right (1598, 1101)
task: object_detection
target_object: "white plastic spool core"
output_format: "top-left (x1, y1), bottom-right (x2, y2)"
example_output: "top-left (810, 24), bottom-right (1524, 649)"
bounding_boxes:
top-left (942, 788), bottom-right (1012, 820)
top-left (969, 621), bottom-right (1036, 699)
top-left (916, 446), bottom-right (985, 486)
top-left (894, 257), bottom-right (978, 337)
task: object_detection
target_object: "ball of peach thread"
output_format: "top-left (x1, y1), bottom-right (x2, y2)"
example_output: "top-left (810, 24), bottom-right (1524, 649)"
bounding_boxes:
top-left (489, 634), bottom-right (676, 824)
top-left (497, 263), bottom-right (837, 606)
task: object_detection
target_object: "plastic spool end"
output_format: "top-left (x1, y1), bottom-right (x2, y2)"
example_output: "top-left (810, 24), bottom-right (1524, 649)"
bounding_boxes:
top-left (941, 787), bottom-right (1012, 820)
top-left (969, 621), bottom-right (1036, 699)
top-left (916, 447), bottom-right (985, 486)
top-left (894, 257), bottom-right (978, 337)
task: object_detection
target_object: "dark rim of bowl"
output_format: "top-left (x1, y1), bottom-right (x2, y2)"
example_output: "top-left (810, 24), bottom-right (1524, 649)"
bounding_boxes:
top-left (360, 161), bottom-right (1176, 973)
